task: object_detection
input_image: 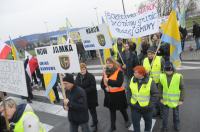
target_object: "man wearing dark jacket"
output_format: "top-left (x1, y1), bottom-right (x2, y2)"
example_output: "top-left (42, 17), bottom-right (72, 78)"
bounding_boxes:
top-left (192, 21), bottom-right (200, 50)
top-left (76, 63), bottom-right (98, 132)
top-left (120, 43), bottom-right (139, 79)
top-left (127, 66), bottom-right (159, 132)
top-left (63, 73), bottom-right (90, 132)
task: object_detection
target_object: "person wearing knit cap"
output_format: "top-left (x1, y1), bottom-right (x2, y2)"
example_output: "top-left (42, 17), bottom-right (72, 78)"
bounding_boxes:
top-left (143, 46), bottom-right (165, 117)
top-left (158, 62), bottom-right (184, 132)
top-left (63, 73), bottom-right (91, 132)
top-left (127, 66), bottom-right (159, 132)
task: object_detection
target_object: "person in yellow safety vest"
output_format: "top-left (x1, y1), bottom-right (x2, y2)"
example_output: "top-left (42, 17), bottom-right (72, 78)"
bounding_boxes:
top-left (0, 98), bottom-right (45, 132)
top-left (159, 62), bottom-right (184, 132)
top-left (143, 46), bottom-right (165, 117)
top-left (111, 38), bottom-right (124, 61)
top-left (143, 46), bottom-right (165, 84)
top-left (101, 57), bottom-right (130, 132)
top-left (127, 66), bottom-right (159, 132)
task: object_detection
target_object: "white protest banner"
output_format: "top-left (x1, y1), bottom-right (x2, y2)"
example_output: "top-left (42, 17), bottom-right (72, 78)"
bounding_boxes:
top-left (0, 60), bottom-right (28, 97)
top-left (105, 8), bottom-right (159, 38)
top-left (35, 44), bottom-right (80, 74)
top-left (79, 24), bottom-right (113, 50)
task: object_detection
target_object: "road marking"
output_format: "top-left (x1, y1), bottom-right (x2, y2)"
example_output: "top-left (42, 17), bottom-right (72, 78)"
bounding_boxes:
top-left (177, 66), bottom-right (200, 70)
top-left (43, 123), bottom-right (54, 132)
top-left (128, 118), bottom-right (156, 132)
top-left (32, 84), bottom-right (101, 100)
top-left (87, 65), bottom-right (103, 69)
top-left (182, 61), bottom-right (200, 65)
top-left (10, 97), bottom-right (68, 117)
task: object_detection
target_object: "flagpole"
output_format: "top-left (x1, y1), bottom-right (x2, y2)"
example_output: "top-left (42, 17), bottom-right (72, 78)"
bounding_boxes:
top-left (121, 0), bottom-right (126, 14)
top-left (94, 7), bottom-right (104, 66)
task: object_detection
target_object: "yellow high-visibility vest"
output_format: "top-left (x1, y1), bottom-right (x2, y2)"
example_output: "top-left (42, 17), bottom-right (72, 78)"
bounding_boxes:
top-left (129, 77), bottom-right (152, 107)
top-left (143, 56), bottom-right (162, 83)
top-left (160, 73), bottom-right (182, 108)
top-left (14, 111), bottom-right (46, 132)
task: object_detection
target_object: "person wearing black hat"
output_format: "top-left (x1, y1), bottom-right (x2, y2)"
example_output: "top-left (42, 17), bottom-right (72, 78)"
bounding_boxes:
top-left (63, 73), bottom-right (91, 132)
top-left (143, 46), bottom-right (165, 117)
top-left (158, 62), bottom-right (184, 132)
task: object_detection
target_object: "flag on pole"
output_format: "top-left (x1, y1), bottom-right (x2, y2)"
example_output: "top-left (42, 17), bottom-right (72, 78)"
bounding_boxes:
top-left (161, 3), bottom-right (182, 67)
top-left (44, 73), bottom-right (57, 103)
top-left (9, 36), bottom-right (19, 60)
top-left (0, 41), bottom-right (12, 59)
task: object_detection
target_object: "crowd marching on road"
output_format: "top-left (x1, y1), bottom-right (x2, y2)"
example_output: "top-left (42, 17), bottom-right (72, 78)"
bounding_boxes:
top-left (1, 21), bottom-right (200, 132)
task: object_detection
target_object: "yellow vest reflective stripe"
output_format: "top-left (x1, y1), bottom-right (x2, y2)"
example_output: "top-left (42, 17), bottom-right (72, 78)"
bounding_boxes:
top-left (143, 56), bottom-right (162, 83)
top-left (129, 77), bottom-right (152, 107)
top-left (112, 43), bottom-right (124, 60)
top-left (160, 73), bottom-right (181, 108)
top-left (14, 111), bottom-right (46, 132)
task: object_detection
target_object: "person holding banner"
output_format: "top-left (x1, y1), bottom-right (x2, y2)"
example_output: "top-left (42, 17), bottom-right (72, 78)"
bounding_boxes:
top-left (63, 74), bottom-right (91, 132)
top-left (0, 98), bottom-right (46, 132)
top-left (75, 63), bottom-right (98, 132)
top-left (119, 43), bottom-right (139, 94)
top-left (138, 37), bottom-right (150, 64)
top-left (143, 47), bottom-right (165, 117)
top-left (159, 62), bottom-right (184, 132)
top-left (111, 38), bottom-right (124, 61)
top-left (101, 57), bottom-right (130, 132)
top-left (127, 66), bottom-right (159, 132)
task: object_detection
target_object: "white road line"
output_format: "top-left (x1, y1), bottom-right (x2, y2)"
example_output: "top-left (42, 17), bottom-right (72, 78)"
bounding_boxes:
top-left (129, 118), bottom-right (156, 132)
top-left (182, 61), bottom-right (200, 64)
top-left (88, 69), bottom-right (102, 74)
top-left (10, 97), bottom-right (68, 117)
top-left (43, 123), bottom-right (54, 132)
top-left (177, 66), bottom-right (200, 70)
top-left (74, 75), bottom-right (102, 81)
top-left (32, 84), bottom-right (102, 100)
top-left (87, 65), bottom-right (103, 69)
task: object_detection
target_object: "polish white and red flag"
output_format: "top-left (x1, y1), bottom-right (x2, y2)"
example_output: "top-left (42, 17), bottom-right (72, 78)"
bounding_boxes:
top-left (0, 41), bottom-right (12, 59)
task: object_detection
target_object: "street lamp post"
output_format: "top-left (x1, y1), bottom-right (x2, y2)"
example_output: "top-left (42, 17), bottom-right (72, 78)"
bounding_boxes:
top-left (94, 7), bottom-right (99, 25)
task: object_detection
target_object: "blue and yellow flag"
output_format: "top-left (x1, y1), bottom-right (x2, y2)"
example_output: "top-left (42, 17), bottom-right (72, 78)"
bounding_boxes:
top-left (44, 73), bottom-right (57, 103)
top-left (161, 7), bottom-right (182, 67)
top-left (9, 36), bottom-right (19, 60)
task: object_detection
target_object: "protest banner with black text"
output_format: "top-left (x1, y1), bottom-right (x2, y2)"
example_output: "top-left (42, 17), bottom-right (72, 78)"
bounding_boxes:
top-left (0, 60), bottom-right (28, 97)
top-left (35, 44), bottom-right (80, 74)
top-left (105, 8), bottom-right (159, 38)
top-left (79, 24), bottom-right (113, 50)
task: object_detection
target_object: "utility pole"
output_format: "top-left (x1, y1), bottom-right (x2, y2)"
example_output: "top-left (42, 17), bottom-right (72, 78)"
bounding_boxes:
top-left (122, 0), bottom-right (126, 14)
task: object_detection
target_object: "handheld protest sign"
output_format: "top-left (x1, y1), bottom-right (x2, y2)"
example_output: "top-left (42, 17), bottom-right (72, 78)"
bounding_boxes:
top-left (0, 60), bottom-right (28, 97)
top-left (79, 24), bottom-right (113, 51)
top-left (35, 44), bottom-right (80, 101)
top-left (35, 44), bottom-right (80, 74)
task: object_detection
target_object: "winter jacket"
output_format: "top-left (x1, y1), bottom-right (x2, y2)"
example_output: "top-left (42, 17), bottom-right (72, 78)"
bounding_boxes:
top-left (75, 72), bottom-right (98, 108)
top-left (65, 86), bottom-right (89, 124)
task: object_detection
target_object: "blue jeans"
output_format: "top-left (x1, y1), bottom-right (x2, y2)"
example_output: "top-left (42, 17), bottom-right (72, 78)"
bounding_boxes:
top-left (195, 37), bottom-right (200, 49)
top-left (162, 105), bottom-right (180, 129)
top-left (69, 122), bottom-right (90, 132)
top-left (131, 108), bottom-right (153, 132)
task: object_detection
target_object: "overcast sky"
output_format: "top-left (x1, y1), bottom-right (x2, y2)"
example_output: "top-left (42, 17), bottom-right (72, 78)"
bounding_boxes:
top-left (0, 0), bottom-right (147, 41)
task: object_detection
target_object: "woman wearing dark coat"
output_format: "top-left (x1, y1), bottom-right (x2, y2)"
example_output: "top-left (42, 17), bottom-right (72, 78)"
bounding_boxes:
top-left (101, 57), bottom-right (130, 132)
top-left (75, 63), bottom-right (98, 131)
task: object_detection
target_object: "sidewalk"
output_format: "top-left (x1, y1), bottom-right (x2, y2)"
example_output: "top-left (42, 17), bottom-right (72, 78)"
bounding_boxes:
top-left (181, 40), bottom-right (200, 61)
